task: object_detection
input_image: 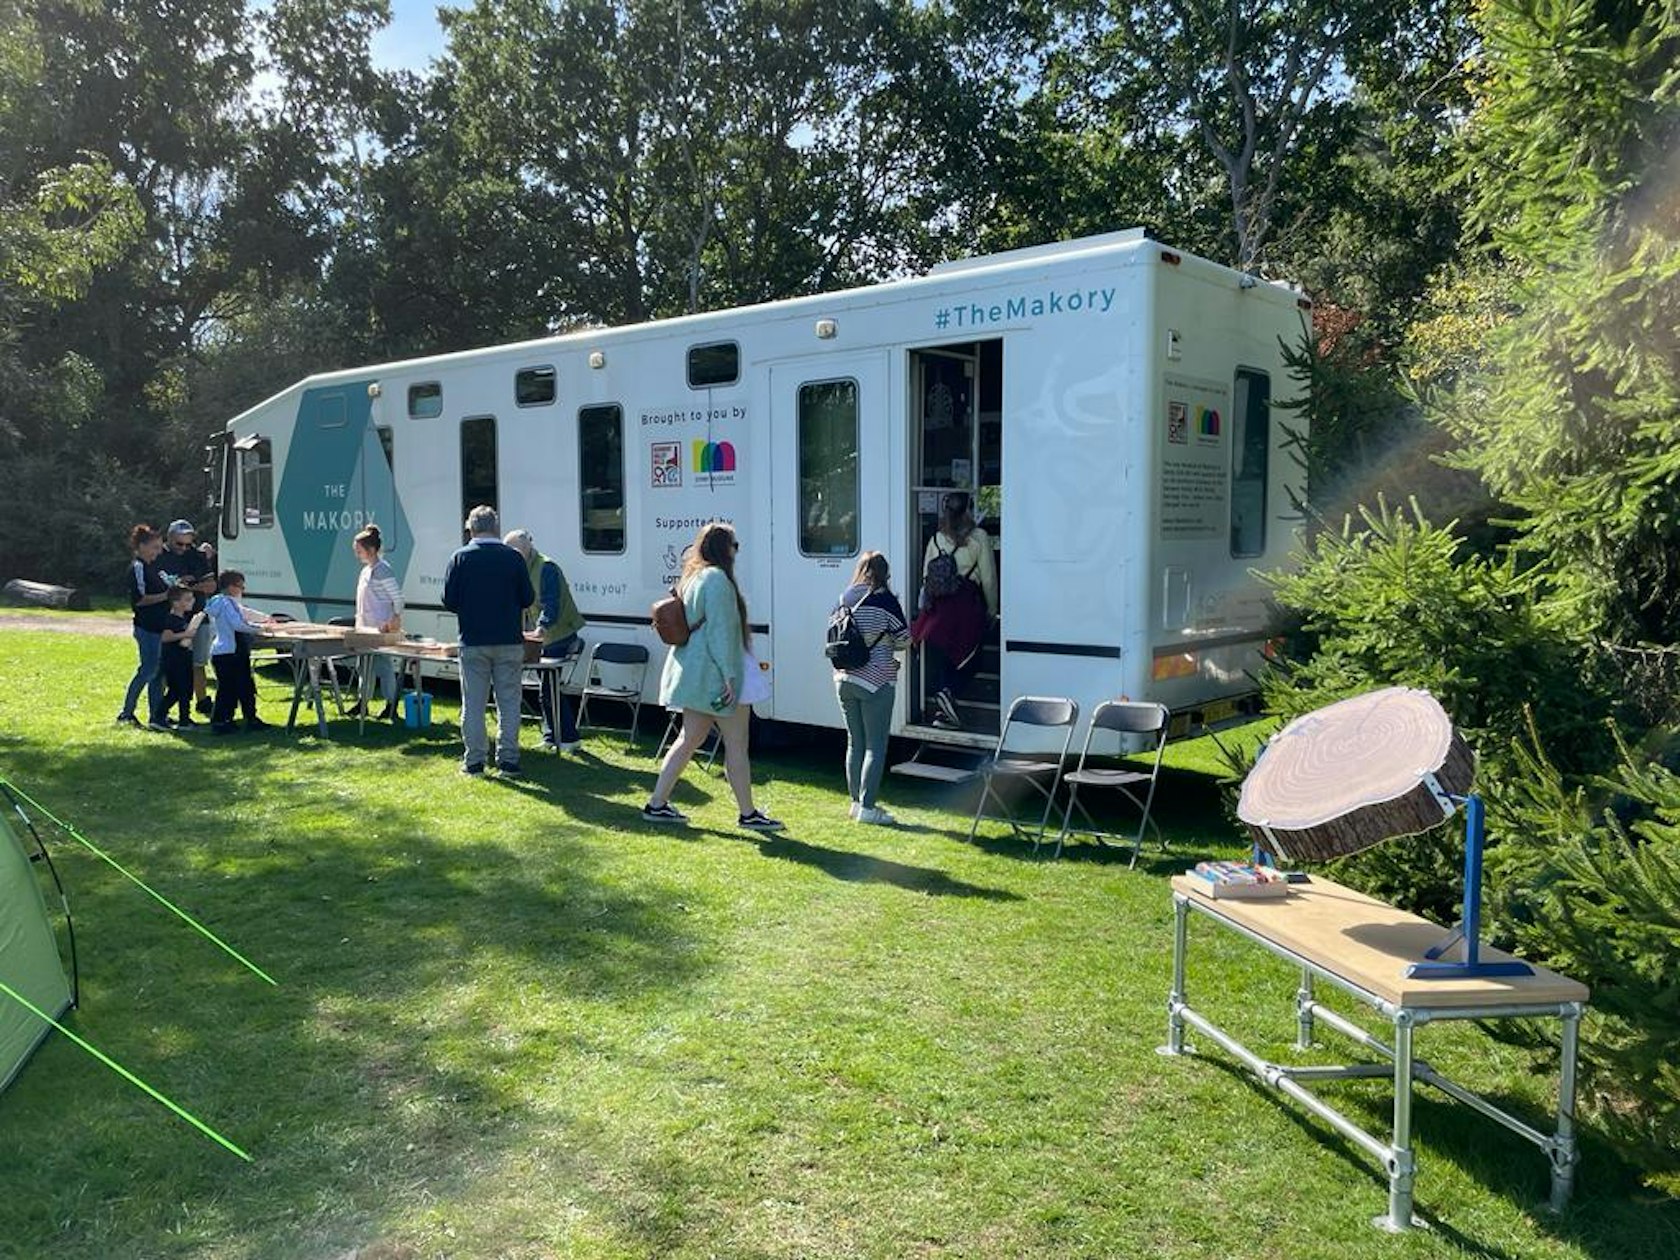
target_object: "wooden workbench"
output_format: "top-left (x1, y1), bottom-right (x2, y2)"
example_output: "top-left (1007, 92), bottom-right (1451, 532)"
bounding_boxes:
top-left (1164, 873), bottom-right (1588, 1232)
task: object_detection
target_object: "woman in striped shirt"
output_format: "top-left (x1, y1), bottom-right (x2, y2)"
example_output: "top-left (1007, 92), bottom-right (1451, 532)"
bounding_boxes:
top-left (353, 524), bottom-right (404, 720)
top-left (832, 552), bottom-right (912, 825)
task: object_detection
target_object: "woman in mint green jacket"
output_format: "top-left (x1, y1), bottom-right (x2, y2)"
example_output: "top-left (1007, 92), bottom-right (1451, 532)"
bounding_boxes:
top-left (643, 522), bottom-right (781, 830)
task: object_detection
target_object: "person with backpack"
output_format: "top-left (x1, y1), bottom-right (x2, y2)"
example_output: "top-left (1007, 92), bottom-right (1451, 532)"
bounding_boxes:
top-left (829, 552), bottom-right (911, 824)
top-left (910, 491), bottom-right (997, 728)
top-left (641, 522), bottom-right (782, 830)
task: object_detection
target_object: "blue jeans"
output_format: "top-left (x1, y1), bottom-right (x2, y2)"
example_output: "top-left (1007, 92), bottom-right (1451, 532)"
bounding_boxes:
top-left (837, 678), bottom-right (895, 808)
top-left (122, 627), bottom-right (165, 721)
top-left (540, 633), bottom-right (581, 745)
top-left (460, 643), bottom-right (524, 769)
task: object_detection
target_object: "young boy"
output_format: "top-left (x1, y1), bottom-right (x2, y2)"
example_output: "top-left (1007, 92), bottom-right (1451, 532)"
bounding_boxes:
top-left (158, 587), bottom-right (205, 727)
top-left (204, 570), bottom-right (272, 734)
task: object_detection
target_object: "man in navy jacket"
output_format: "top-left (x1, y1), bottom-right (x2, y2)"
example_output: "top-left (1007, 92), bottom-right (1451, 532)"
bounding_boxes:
top-left (442, 505), bottom-right (535, 776)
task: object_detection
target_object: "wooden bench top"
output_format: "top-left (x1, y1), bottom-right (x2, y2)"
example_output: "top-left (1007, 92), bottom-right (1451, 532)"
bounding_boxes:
top-left (1171, 874), bottom-right (1589, 1010)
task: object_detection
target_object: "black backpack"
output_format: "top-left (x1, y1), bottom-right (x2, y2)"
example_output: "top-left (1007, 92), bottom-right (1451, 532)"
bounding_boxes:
top-left (823, 592), bottom-right (873, 670)
top-left (923, 538), bottom-right (971, 601)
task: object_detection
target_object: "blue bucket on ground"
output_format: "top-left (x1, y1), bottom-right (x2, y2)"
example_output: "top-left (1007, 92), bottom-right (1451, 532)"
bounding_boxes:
top-left (402, 690), bottom-right (432, 728)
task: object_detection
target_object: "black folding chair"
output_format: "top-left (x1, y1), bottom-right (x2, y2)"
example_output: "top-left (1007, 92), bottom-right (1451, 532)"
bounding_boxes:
top-left (575, 641), bottom-right (651, 748)
top-left (967, 695), bottom-right (1079, 849)
top-left (1055, 700), bottom-right (1169, 864)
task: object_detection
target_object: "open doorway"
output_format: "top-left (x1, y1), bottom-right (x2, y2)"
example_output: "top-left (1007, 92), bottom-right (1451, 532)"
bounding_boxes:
top-left (907, 339), bottom-right (1002, 736)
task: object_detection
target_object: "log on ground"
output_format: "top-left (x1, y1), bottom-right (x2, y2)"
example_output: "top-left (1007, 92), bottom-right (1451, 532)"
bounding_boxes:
top-left (2, 579), bottom-right (92, 611)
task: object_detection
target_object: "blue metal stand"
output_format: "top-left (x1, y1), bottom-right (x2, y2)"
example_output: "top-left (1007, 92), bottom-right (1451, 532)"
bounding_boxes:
top-left (1407, 793), bottom-right (1533, 980)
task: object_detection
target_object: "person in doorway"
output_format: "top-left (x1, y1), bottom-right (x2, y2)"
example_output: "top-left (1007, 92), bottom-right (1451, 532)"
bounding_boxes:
top-left (118, 524), bottom-right (172, 730)
top-left (832, 552), bottom-right (912, 825)
top-left (158, 586), bottom-right (205, 728)
top-left (158, 519), bottom-right (217, 716)
top-left (441, 505), bottom-right (534, 778)
top-left (351, 524), bottom-right (404, 721)
top-left (911, 491), bottom-right (997, 728)
top-left (504, 528), bottom-right (585, 753)
top-left (641, 522), bottom-right (782, 831)
top-left (204, 570), bottom-right (274, 733)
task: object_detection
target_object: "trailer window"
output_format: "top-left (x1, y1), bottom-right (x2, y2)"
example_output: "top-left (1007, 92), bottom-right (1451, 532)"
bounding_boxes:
top-left (516, 367), bottom-right (556, 406)
top-left (798, 379), bottom-right (859, 557)
top-left (238, 437), bottom-right (274, 529)
top-left (1230, 368), bottom-right (1270, 558)
top-left (408, 382), bottom-right (443, 419)
top-left (377, 425), bottom-right (393, 469)
top-left (460, 416), bottom-right (498, 522)
top-left (687, 342), bottom-right (739, 389)
top-left (579, 404), bottom-right (625, 553)
top-left (317, 393), bottom-right (348, 428)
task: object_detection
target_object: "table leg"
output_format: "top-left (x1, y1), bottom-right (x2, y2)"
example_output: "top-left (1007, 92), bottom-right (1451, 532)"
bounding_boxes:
top-left (1550, 1003), bottom-right (1582, 1211)
top-left (1161, 893), bottom-right (1189, 1056)
top-left (358, 653), bottom-right (371, 736)
top-left (1296, 968), bottom-right (1315, 1050)
top-left (1378, 1008), bottom-right (1418, 1231)
top-left (307, 656), bottom-right (328, 737)
top-left (286, 649), bottom-right (307, 730)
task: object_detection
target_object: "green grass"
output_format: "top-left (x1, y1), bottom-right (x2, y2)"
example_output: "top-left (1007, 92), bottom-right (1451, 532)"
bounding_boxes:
top-left (0, 629), bottom-right (1673, 1258)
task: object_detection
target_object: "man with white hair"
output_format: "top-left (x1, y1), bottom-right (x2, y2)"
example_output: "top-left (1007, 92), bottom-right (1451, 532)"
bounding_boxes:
top-left (442, 505), bottom-right (534, 777)
top-left (505, 528), bottom-right (586, 753)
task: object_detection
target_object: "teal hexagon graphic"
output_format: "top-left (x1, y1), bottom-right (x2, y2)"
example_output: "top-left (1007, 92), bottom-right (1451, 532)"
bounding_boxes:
top-left (274, 383), bottom-right (413, 621)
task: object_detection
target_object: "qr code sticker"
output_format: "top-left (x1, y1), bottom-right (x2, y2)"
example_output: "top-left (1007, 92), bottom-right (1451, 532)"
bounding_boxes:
top-left (1167, 401), bottom-right (1188, 445)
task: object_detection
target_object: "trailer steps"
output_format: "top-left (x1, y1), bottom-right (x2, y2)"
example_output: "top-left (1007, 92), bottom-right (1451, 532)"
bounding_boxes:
top-left (889, 737), bottom-right (987, 783)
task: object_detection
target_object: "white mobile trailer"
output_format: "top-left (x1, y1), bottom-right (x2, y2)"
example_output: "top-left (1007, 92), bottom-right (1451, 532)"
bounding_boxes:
top-left (212, 229), bottom-right (1307, 745)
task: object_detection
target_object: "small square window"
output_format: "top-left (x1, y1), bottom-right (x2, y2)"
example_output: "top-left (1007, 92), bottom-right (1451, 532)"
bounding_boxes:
top-left (687, 342), bottom-right (739, 389)
top-left (408, 382), bottom-right (443, 419)
top-left (516, 367), bottom-right (556, 406)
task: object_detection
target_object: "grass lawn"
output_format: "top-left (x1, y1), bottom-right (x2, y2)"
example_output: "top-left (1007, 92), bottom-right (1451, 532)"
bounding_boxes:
top-left (0, 628), bottom-right (1674, 1258)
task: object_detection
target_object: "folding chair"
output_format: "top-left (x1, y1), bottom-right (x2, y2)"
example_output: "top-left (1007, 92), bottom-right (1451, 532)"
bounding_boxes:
top-left (653, 708), bottom-right (722, 770)
top-left (1055, 700), bottom-right (1169, 864)
top-left (523, 638), bottom-right (586, 734)
top-left (575, 641), bottom-right (651, 747)
top-left (968, 695), bottom-right (1079, 850)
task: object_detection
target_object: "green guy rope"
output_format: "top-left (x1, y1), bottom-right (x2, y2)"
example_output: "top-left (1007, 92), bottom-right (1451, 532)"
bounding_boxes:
top-left (0, 977), bottom-right (251, 1161)
top-left (0, 779), bottom-right (276, 987)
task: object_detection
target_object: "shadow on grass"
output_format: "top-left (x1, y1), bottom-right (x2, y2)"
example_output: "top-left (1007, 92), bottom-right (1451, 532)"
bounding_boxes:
top-left (1188, 1036), bottom-right (1668, 1259)
top-left (0, 732), bottom-right (710, 1259)
top-left (745, 832), bottom-right (1021, 901)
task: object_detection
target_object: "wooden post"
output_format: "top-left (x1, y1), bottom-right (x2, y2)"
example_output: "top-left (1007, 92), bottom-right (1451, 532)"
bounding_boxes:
top-left (2, 579), bottom-right (92, 611)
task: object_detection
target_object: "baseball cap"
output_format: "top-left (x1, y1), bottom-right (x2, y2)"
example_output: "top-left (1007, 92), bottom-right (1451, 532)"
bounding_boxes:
top-left (167, 519), bottom-right (195, 536)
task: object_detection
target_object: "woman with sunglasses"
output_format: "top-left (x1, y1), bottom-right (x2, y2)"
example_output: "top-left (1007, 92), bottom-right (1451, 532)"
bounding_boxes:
top-left (642, 522), bottom-right (782, 830)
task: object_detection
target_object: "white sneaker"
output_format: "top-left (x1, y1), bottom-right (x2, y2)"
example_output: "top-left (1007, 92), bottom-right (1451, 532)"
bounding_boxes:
top-left (856, 805), bottom-right (898, 826)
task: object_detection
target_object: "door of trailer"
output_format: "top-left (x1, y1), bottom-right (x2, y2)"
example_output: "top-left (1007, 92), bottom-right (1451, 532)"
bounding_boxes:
top-left (769, 354), bottom-right (891, 727)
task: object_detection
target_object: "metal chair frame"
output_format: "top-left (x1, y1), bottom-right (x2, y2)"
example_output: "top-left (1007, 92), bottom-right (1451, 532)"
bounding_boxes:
top-left (1055, 700), bottom-right (1169, 864)
top-left (967, 695), bottom-right (1080, 850)
top-left (574, 641), bottom-right (651, 747)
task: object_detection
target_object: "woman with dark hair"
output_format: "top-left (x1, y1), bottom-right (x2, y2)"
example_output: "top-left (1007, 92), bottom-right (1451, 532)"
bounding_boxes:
top-left (642, 522), bottom-right (782, 830)
top-left (911, 491), bottom-right (997, 728)
top-left (118, 524), bottom-right (173, 729)
top-left (832, 551), bottom-right (911, 824)
top-left (351, 524), bottom-right (403, 720)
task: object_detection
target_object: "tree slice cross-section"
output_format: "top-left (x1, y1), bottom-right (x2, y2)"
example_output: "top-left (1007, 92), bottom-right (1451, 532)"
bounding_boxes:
top-left (1237, 687), bottom-right (1474, 863)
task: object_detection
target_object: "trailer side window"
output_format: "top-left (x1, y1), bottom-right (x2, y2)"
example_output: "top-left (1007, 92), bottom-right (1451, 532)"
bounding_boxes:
top-left (516, 367), bottom-right (556, 406)
top-left (460, 416), bottom-right (498, 522)
top-left (798, 379), bottom-right (859, 557)
top-left (687, 342), bottom-right (739, 389)
top-left (1230, 368), bottom-right (1270, 558)
top-left (579, 404), bottom-right (625, 553)
top-left (408, 382), bottom-right (443, 419)
top-left (377, 425), bottom-right (393, 469)
top-left (317, 393), bottom-right (347, 428)
top-left (237, 437), bottom-right (274, 529)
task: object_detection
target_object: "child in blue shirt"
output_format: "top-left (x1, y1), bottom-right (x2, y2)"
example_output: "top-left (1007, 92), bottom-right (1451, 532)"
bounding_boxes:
top-left (204, 570), bottom-right (273, 733)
